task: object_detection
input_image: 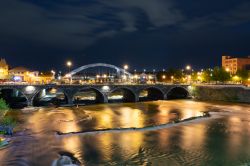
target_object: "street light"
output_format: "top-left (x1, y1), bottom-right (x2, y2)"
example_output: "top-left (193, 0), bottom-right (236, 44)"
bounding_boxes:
top-left (123, 65), bottom-right (129, 82)
top-left (66, 61), bottom-right (72, 73)
top-left (51, 70), bottom-right (55, 79)
top-left (124, 64), bottom-right (128, 70)
top-left (66, 61), bottom-right (72, 84)
top-left (186, 65), bottom-right (191, 70)
top-left (103, 74), bottom-right (107, 78)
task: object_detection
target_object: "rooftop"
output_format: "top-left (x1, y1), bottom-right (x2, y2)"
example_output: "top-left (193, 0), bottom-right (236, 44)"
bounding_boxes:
top-left (0, 58), bottom-right (8, 67)
top-left (9, 67), bottom-right (30, 72)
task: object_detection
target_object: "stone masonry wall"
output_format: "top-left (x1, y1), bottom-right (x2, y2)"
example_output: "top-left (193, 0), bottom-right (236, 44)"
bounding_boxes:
top-left (193, 85), bottom-right (250, 103)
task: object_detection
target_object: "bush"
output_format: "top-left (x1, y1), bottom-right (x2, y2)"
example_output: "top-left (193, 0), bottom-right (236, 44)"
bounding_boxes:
top-left (1, 116), bottom-right (16, 127)
top-left (0, 98), bottom-right (8, 110)
top-left (0, 99), bottom-right (9, 121)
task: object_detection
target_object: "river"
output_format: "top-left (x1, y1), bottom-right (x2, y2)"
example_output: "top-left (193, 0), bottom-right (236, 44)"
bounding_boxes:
top-left (0, 100), bottom-right (250, 166)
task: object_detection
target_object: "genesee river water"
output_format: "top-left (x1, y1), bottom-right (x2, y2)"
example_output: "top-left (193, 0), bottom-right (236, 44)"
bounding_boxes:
top-left (0, 100), bottom-right (250, 166)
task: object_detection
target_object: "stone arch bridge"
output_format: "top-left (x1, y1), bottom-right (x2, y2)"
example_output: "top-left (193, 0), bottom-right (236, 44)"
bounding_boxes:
top-left (0, 84), bottom-right (191, 106)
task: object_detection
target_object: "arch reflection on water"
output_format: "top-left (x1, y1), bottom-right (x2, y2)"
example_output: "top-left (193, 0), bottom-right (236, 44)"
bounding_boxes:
top-left (73, 88), bottom-right (105, 105)
top-left (33, 88), bottom-right (68, 106)
top-left (139, 87), bottom-right (165, 101)
top-left (108, 88), bottom-right (136, 103)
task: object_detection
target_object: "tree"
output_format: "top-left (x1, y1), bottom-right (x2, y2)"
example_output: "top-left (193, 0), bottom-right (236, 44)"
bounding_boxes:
top-left (191, 72), bottom-right (198, 82)
top-left (236, 69), bottom-right (249, 83)
top-left (212, 67), bottom-right (231, 83)
top-left (201, 69), bottom-right (213, 83)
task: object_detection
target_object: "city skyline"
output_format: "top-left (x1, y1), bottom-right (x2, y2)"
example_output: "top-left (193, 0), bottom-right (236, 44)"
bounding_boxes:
top-left (0, 0), bottom-right (250, 70)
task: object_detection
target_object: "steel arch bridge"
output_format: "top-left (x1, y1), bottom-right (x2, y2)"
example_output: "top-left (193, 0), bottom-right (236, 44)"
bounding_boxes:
top-left (66, 63), bottom-right (132, 77)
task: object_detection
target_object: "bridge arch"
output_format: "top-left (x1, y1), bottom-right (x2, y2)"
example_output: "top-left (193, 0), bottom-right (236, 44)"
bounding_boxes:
top-left (73, 87), bottom-right (106, 105)
top-left (66, 63), bottom-right (132, 77)
top-left (166, 86), bottom-right (189, 99)
top-left (108, 87), bottom-right (137, 103)
top-left (139, 87), bottom-right (165, 101)
top-left (0, 87), bottom-right (28, 108)
top-left (32, 87), bottom-right (69, 106)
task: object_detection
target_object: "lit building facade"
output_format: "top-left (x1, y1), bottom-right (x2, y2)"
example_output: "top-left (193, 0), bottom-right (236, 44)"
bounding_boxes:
top-left (222, 55), bottom-right (250, 74)
top-left (8, 67), bottom-right (54, 84)
top-left (0, 58), bottom-right (9, 80)
top-left (8, 67), bottom-right (39, 83)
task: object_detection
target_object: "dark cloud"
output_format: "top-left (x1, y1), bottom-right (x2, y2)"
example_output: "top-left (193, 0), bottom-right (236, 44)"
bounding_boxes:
top-left (0, 0), bottom-right (250, 70)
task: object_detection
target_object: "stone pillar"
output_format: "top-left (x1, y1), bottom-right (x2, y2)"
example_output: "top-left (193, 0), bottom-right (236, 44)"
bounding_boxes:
top-left (63, 88), bottom-right (79, 106)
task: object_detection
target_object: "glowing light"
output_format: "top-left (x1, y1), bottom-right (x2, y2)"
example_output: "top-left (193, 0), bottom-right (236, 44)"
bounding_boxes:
top-left (171, 76), bottom-right (174, 79)
top-left (66, 61), bottom-right (72, 67)
top-left (102, 85), bottom-right (110, 92)
top-left (13, 76), bottom-right (22, 82)
top-left (96, 74), bottom-right (100, 78)
top-left (233, 75), bottom-right (240, 81)
top-left (50, 88), bottom-right (57, 94)
top-left (29, 73), bottom-right (35, 77)
top-left (103, 74), bottom-right (107, 78)
top-left (226, 68), bottom-right (230, 72)
top-left (25, 86), bottom-right (36, 94)
top-left (124, 65), bottom-right (128, 70)
top-left (186, 65), bottom-right (191, 70)
top-left (65, 74), bottom-right (71, 78)
top-left (162, 75), bottom-right (166, 79)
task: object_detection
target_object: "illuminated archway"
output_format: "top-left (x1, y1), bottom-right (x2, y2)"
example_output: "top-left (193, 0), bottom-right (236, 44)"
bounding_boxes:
top-left (73, 88), bottom-right (105, 105)
top-left (108, 87), bottom-right (137, 103)
top-left (32, 88), bottom-right (68, 106)
top-left (139, 87), bottom-right (164, 101)
top-left (66, 63), bottom-right (132, 77)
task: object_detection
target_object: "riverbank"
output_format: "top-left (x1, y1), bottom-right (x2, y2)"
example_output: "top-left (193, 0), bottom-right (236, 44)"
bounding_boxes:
top-left (193, 85), bottom-right (250, 103)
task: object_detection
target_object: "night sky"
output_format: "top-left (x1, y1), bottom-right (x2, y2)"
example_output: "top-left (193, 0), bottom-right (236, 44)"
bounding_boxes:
top-left (0, 0), bottom-right (250, 71)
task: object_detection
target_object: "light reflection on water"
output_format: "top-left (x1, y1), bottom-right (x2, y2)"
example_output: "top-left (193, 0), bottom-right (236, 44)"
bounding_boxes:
top-left (1, 100), bottom-right (250, 166)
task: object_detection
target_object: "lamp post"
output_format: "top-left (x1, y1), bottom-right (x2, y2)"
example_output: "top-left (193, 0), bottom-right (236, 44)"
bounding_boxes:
top-left (123, 64), bottom-right (128, 83)
top-left (51, 70), bottom-right (55, 80)
top-left (67, 61), bottom-right (72, 73)
top-left (66, 61), bottom-right (72, 84)
top-left (186, 65), bottom-right (192, 83)
top-left (186, 65), bottom-right (191, 71)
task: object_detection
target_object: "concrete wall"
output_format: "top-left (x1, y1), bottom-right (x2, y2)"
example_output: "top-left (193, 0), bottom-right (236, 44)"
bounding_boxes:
top-left (193, 85), bottom-right (250, 103)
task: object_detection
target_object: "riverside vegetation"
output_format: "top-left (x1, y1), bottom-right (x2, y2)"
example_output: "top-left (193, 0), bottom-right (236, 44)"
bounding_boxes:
top-left (0, 99), bottom-right (16, 136)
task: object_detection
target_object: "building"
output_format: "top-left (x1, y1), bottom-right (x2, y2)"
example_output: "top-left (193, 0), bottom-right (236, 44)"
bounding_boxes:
top-left (8, 67), bottom-right (39, 83)
top-left (0, 58), bottom-right (9, 80)
top-left (222, 55), bottom-right (250, 74)
top-left (37, 72), bottom-right (54, 84)
top-left (8, 67), bottom-right (54, 84)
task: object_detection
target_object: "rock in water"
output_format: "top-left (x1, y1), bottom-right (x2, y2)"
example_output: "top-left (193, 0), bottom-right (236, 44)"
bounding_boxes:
top-left (52, 155), bottom-right (73, 166)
